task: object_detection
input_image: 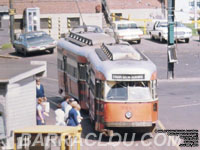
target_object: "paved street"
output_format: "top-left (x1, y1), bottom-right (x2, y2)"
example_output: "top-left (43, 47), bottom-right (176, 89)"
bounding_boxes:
top-left (0, 35), bottom-right (200, 150)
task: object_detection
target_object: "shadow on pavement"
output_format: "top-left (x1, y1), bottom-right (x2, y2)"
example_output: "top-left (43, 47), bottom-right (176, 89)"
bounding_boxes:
top-left (9, 50), bottom-right (53, 58)
top-left (80, 115), bottom-right (152, 142)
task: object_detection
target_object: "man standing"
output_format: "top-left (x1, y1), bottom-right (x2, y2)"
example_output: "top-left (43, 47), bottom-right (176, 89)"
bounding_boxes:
top-left (36, 78), bottom-right (47, 101)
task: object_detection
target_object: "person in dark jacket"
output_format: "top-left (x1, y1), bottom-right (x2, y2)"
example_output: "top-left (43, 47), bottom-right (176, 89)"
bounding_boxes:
top-left (67, 101), bottom-right (79, 126)
top-left (36, 78), bottom-right (47, 101)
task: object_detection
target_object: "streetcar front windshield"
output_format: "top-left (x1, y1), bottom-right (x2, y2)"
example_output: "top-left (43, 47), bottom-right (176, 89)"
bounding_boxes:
top-left (106, 81), bottom-right (152, 101)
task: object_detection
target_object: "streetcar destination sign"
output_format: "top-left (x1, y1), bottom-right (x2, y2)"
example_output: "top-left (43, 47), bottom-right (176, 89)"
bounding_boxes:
top-left (112, 74), bottom-right (145, 80)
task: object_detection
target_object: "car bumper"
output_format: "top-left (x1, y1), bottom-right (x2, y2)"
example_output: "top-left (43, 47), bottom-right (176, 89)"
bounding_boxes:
top-left (104, 121), bottom-right (153, 127)
top-left (27, 45), bottom-right (56, 52)
top-left (119, 35), bottom-right (141, 41)
top-left (162, 35), bottom-right (192, 41)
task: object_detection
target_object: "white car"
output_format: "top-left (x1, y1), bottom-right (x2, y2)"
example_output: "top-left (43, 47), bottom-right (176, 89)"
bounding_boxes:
top-left (106, 21), bottom-right (143, 44)
top-left (148, 20), bottom-right (192, 43)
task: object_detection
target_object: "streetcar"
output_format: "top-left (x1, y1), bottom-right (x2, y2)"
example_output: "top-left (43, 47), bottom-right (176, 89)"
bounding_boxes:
top-left (57, 25), bottom-right (158, 135)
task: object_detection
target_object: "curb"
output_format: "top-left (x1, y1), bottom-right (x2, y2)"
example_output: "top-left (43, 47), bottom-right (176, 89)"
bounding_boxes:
top-left (0, 54), bottom-right (20, 59)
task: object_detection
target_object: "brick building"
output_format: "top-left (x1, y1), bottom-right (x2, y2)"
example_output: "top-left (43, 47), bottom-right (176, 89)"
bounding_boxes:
top-left (0, 0), bottom-right (164, 40)
top-left (0, 0), bottom-right (102, 40)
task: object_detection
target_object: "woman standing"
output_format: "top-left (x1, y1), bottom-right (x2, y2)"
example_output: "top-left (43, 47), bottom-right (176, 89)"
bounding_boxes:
top-left (36, 98), bottom-right (49, 125)
top-left (67, 101), bottom-right (79, 126)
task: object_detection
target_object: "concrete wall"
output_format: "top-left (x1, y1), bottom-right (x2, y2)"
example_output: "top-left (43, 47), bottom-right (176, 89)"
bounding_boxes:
top-left (110, 8), bottom-right (164, 26)
top-left (175, 0), bottom-right (191, 23)
top-left (14, 13), bottom-right (103, 40)
top-left (5, 76), bottom-right (36, 148)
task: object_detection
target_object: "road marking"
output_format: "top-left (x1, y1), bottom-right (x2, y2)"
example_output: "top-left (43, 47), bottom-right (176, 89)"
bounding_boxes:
top-left (0, 54), bottom-right (21, 59)
top-left (172, 103), bottom-right (200, 108)
top-left (157, 120), bottom-right (181, 150)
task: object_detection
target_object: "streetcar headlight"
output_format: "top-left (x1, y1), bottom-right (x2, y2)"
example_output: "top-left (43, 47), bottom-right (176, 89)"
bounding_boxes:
top-left (125, 111), bottom-right (132, 119)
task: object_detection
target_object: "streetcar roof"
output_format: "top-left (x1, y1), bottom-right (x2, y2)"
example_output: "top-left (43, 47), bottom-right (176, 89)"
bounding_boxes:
top-left (79, 32), bottom-right (115, 45)
top-left (105, 43), bottom-right (141, 61)
top-left (66, 31), bottom-right (115, 47)
top-left (88, 44), bottom-right (157, 81)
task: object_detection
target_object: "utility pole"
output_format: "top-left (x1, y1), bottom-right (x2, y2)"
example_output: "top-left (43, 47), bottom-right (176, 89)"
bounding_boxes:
top-left (9, 0), bottom-right (15, 44)
top-left (167, 0), bottom-right (177, 79)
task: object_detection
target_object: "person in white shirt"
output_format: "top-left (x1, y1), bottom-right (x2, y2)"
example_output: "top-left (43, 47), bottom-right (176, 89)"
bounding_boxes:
top-left (55, 103), bottom-right (65, 126)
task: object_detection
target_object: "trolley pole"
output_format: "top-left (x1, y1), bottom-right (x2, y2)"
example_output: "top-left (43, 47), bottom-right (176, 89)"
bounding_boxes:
top-left (9, 0), bottom-right (15, 44)
top-left (167, 0), bottom-right (176, 79)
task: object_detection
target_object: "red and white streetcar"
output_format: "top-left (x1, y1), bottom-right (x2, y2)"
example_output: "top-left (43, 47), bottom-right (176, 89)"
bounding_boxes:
top-left (57, 26), bottom-right (158, 135)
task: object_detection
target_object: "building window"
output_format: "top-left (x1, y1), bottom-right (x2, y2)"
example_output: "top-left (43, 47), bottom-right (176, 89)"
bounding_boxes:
top-left (14, 19), bottom-right (23, 30)
top-left (40, 18), bottom-right (51, 29)
top-left (67, 17), bottom-right (80, 28)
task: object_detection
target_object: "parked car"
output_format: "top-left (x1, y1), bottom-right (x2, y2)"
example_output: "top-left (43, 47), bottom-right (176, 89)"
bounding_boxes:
top-left (147, 20), bottom-right (192, 43)
top-left (13, 31), bottom-right (57, 56)
top-left (105, 20), bottom-right (143, 44)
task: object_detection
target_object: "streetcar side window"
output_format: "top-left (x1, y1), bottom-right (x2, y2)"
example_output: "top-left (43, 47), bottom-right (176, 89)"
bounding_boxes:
top-left (96, 80), bottom-right (104, 99)
top-left (57, 51), bottom-right (64, 71)
top-left (57, 59), bottom-right (64, 71)
top-left (78, 63), bottom-right (87, 80)
top-left (90, 79), bottom-right (95, 94)
top-left (89, 69), bottom-right (95, 94)
top-left (67, 57), bottom-right (78, 78)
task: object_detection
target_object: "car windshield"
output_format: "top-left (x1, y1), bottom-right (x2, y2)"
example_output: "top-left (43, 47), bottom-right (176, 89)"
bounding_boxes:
top-left (158, 22), bottom-right (168, 27)
top-left (26, 32), bottom-right (49, 42)
top-left (117, 23), bottom-right (137, 30)
top-left (72, 26), bottom-right (103, 33)
top-left (106, 81), bottom-right (151, 101)
top-left (157, 22), bottom-right (185, 27)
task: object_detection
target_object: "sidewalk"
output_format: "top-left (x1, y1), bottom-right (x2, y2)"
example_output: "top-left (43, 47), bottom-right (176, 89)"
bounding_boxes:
top-left (0, 47), bottom-right (21, 59)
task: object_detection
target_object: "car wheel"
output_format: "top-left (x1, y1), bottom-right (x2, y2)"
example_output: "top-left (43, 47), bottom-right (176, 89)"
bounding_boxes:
top-left (15, 48), bottom-right (19, 54)
top-left (137, 39), bottom-right (141, 44)
top-left (150, 33), bottom-right (154, 40)
top-left (185, 38), bottom-right (189, 43)
top-left (49, 48), bottom-right (54, 54)
top-left (159, 34), bottom-right (163, 43)
top-left (23, 49), bottom-right (28, 57)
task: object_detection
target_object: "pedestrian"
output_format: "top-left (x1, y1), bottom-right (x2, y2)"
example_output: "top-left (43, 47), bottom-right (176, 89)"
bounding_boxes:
top-left (67, 101), bottom-right (79, 126)
top-left (36, 78), bottom-right (47, 101)
top-left (55, 103), bottom-right (65, 126)
top-left (36, 98), bottom-right (49, 125)
top-left (64, 97), bottom-right (75, 122)
top-left (75, 103), bottom-right (83, 124)
top-left (61, 96), bottom-right (70, 112)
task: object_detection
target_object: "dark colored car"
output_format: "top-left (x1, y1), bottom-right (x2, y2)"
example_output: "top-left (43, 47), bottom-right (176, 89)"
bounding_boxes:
top-left (13, 31), bottom-right (57, 56)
